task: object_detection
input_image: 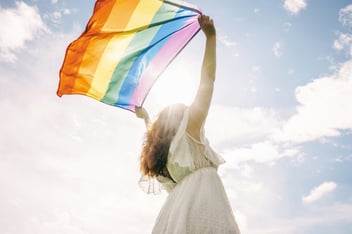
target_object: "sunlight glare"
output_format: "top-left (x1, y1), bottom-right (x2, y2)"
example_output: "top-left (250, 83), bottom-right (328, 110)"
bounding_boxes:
top-left (145, 61), bottom-right (199, 114)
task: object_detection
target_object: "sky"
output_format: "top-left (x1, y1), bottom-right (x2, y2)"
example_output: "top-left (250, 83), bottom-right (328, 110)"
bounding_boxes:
top-left (1, 0), bottom-right (352, 233)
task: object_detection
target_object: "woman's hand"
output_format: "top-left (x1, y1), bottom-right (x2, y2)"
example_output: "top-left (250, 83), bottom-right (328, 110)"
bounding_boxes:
top-left (135, 106), bottom-right (151, 128)
top-left (198, 15), bottom-right (216, 38)
top-left (135, 106), bottom-right (147, 119)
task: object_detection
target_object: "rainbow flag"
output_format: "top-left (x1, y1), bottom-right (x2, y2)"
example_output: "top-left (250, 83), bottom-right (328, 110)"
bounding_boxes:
top-left (57, 0), bottom-right (201, 111)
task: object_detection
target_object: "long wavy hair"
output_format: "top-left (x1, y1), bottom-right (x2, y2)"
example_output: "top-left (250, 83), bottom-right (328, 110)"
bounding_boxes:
top-left (140, 104), bottom-right (187, 178)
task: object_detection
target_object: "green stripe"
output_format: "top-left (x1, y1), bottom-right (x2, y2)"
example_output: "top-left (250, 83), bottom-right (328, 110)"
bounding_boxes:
top-left (101, 2), bottom-right (179, 104)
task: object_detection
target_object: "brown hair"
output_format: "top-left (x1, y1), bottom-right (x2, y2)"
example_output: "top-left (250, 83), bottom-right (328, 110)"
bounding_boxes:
top-left (140, 104), bottom-right (186, 178)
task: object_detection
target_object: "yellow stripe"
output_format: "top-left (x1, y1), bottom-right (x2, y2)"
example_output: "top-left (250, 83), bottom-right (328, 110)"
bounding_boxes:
top-left (103, 0), bottom-right (163, 31)
top-left (89, 0), bottom-right (163, 99)
top-left (124, 0), bottom-right (163, 30)
top-left (102, 0), bottom-right (140, 31)
top-left (88, 34), bottom-right (134, 100)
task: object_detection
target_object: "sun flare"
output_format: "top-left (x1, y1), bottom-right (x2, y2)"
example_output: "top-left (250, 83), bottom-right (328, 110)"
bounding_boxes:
top-left (145, 62), bottom-right (199, 113)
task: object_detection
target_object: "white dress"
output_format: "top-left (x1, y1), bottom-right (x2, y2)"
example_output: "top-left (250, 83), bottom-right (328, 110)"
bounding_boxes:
top-left (139, 108), bottom-right (240, 234)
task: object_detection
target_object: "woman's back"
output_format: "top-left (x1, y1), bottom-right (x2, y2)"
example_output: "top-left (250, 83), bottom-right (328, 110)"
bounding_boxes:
top-left (152, 110), bottom-right (240, 233)
top-left (157, 108), bottom-right (223, 192)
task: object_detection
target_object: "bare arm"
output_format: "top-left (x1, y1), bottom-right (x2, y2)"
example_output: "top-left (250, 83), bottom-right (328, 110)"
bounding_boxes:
top-left (187, 15), bottom-right (216, 140)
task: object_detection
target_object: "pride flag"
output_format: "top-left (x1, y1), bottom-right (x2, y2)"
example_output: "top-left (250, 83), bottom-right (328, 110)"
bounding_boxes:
top-left (57, 0), bottom-right (201, 111)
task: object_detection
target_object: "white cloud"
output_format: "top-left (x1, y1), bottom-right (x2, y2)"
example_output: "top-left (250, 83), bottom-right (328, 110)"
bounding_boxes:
top-left (44, 8), bottom-right (73, 24)
top-left (273, 60), bottom-right (352, 143)
top-left (288, 68), bottom-right (295, 75)
top-left (63, 8), bottom-right (71, 15)
top-left (339, 4), bottom-right (352, 28)
top-left (250, 86), bottom-right (257, 93)
top-left (283, 0), bottom-right (307, 15)
top-left (206, 105), bottom-right (282, 146)
top-left (333, 33), bottom-right (352, 57)
top-left (302, 182), bottom-right (337, 204)
top-left (53, 10), bottom-right (62, 19)
top-left (222, 141), bottom-right (299, 165)
top-left (252, 65), bottom-right (261, 73)
top-left (246, 202), bottom-right (352, 234)
top-left (283, 22), bottom-right (292, 32)
top-left (218, 34), bottom-right (237, 47)
top-left (204, 105), bottom-right (305, 166)
top-left (225, 142), bottom-right (281, 164)
top-left (232, 52), bottom-right (240, 58)
top-left (273, 41), bottom-right (282, 57)
top-left (0, 2), bottom-right (47, 62)
top-left (0, 26), bottom-right (161, 234)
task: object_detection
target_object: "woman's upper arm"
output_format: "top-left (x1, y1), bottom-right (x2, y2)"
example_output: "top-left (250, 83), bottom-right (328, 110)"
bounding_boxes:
top-left (187, 81), bottom-right (214, 139)
top-left (186, 16), bottom-right (216, 140)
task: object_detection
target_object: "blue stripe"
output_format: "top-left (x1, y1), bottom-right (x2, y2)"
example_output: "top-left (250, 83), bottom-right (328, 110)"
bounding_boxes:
top-left (114, 8), bottom-right (198, 107)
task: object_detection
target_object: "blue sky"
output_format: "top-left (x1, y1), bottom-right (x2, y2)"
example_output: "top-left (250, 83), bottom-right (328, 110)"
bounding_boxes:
top-left (1, 0), bottom-right (352, 233)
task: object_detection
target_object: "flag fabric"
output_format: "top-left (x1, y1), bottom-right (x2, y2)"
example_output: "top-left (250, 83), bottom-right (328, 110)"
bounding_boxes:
top-left (57, 0), bottom-right (201, 111)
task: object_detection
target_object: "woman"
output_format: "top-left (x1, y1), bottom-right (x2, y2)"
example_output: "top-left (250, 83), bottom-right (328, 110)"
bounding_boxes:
top-left (136, 15), bottom-right (240, 234)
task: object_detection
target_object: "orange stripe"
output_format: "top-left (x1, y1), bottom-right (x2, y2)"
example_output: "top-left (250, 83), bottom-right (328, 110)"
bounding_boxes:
top-left (72, 34), bottom-right (110, 95)
top-left (103, 0), bottom-right (140, 31)
top-left (71, 0), bottom-right (141, 95)
top-left (86, 0), bottom-right (119, 33)
top-left (69, 0), bottom-right (116, 95)
top-left (58, 0), bottom-right (115, 95)
top-left (58, 38), bottom-right (89, 96)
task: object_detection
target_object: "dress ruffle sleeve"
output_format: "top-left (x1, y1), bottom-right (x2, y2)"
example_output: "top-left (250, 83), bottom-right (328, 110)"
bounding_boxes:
top-left (138, 175), bottom-right (162, 195)
top-left (168, 108), bottom-right (225, 169)
top-left (202, 135), bottom-right (226, 166)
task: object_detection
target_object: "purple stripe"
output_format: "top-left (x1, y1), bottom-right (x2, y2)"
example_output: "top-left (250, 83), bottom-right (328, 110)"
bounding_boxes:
top-left (128, 17), bottom-right (200, 110)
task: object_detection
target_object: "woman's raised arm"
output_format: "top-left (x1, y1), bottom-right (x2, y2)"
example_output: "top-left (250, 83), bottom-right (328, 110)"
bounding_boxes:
top-left (187, 15), bottom-right (216, 140)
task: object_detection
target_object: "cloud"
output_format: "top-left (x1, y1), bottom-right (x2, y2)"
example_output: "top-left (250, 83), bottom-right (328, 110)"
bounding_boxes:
top-left (288, 68), bottom-right (295, 75)
top-left (246, 202), bottom-right (352, 234)
top-left (283, 0), bottom-right (307, 15)
top-left (339, 4), bottom-right (352, 28)
top-left (251, 65), bottom-right (261, 73)
top-left (273, 41), bottom-right (282, 57)
top-left (0, 24), bottom-right (160, 234)
top-left (218, 34), bottom-right (237, 47)
top-left (0, 2), bottom-right (47, 63)
top-left (206, 105), bottom-right (282, 146)
top-left (214, 57), bottom-right (352, 165)
top-left (272, 17), bottom-right (352, 144)
top-left (222, 141), bottom-right (299, 165)
top-left (44, 8), bottom-right (73, 25)
top-left (273, 60), bottom-right (352, 143)
top-left (204, 105), bottom-right (304, 166)
top-left (302, 182), bottom-right (337, 204)
top-left (333, 33), bottom-right (352, 57)
top-left (283, 22), bottom-right (293, 32)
